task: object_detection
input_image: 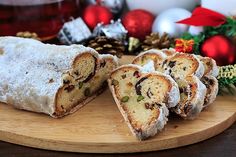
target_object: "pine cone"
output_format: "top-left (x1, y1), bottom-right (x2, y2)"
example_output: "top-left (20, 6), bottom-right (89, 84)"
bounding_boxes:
top-left (16, 31), bottom-right (40, 40)
top-left (141, 32), bottom-right (173, 51)
top-left (87, 36), bottom-right (124, 58)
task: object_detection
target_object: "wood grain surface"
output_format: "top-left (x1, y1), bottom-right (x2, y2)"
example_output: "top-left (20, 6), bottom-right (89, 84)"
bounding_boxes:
top-left (0, 56), bottom-right (235, 153)
top-left (0, 91), bottom-right (235, 153)
top-left (1, 123), bottom-right (236, 157)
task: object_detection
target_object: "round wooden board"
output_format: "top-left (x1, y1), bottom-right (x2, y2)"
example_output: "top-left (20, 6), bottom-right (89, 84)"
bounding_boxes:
top-left (0, 56), bottom-right (236, 153)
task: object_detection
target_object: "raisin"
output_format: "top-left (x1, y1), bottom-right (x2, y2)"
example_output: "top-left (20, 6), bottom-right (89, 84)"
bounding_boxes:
top-left (74, 71), bottom-right (79, 76)
top-left (133, 71), bottom-right (140, 78)
top-left (145, 103), bottom-right (150, 109)
top-left (155, 103), bottom-right (162, 108)
top-left (168, 61), bottom-right (176, 68)
top-left (64, 85), bottom-right (75, 92)
top-left (121, 74), bottom-right (126, 79)
top-left (135, 77), bottom-right (148, 95)
top-left (180, 87), bottom-right (188, 95)
top-left (209, 79), bottom-right (214, 85)
top-left (100, 61), bottom-right (106, 68)
top-left (205, 84), bottom-right (210, 88)
top-left (189, 91), bottom-right (192, 97)
top-left (63, 79), bottom-right (70, 84)
top-left (112, 79), bottom-right (119, 86)
top-left (145, 103), bottom-right (154, 110)
top-left (162, 59), bottom-right (167, 68)
top-left (84, 88), bottom-right (91, 96)
top-left (147, 88), bottom-right (153, 98)
top-left (204, 77), bottom-right (209, 81)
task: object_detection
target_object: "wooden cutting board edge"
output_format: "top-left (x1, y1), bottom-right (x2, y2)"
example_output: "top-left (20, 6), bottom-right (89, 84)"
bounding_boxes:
top-left (0, 106), bottom-right (235, 153)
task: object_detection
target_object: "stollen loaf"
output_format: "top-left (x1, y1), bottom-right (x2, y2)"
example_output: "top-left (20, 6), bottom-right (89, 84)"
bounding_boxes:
top-left (0, 37), bottom-right (118, 118)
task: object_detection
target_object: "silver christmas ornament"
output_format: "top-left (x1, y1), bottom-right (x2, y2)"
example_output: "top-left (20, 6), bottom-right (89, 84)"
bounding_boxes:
top-left (86, 0), bottom-right (124, 14)
top-left (58, 18), bottom-right (92, 44)
top-left (93, 19), bottom-right (127, 41)
top-left (152, 8), bottom-right (191, 37)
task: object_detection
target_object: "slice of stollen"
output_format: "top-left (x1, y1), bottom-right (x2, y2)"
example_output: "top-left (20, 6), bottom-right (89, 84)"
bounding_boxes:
top-left (196, 56), bottom-right (219, 109)
top-left (201, 75), bottom-right (218, 109)
top-left (108, 64), bottom-right (180, 140)
top-left (197, 56), bottom-right (219, 77)
top-left (173, 76), bottom-right (207, 119)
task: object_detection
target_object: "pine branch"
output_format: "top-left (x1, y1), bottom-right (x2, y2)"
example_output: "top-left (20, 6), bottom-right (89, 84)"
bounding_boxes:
top-left (217, 64), bottom-right (236, 95)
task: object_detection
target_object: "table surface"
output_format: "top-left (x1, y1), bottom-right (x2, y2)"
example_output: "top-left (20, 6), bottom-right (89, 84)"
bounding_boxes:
top-left (0, 122), bottom-right (235, 157)
top-left (1, 3), bottom-right (236, 156)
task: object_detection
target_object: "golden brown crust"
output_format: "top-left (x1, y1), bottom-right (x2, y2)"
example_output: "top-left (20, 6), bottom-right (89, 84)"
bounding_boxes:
top-left (132, 49), bottom-right (167, 72)
top-left (161, 48), bottom-right (176, 56)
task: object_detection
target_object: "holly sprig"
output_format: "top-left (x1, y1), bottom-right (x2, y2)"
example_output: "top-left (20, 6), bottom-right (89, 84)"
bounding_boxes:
top-left (181, 17), bottom-right (236, 55)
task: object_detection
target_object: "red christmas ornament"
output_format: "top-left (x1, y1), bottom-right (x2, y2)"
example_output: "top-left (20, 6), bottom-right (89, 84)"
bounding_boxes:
top-left (201, 35), bottom-right (236, 66)
top-left (122, 9), bottom-right (154, 40)
top-left (83, 5), bottom-right (113, 29)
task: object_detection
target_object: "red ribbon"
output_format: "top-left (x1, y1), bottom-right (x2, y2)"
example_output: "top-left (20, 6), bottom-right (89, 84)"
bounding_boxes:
top-left (176, 7), bottom-right (227, 27)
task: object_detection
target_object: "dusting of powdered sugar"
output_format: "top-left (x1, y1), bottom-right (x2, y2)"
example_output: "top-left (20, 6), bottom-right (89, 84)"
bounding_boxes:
top-left (187, 76), bottom-right (207, 119)
top-left (141, 60), bottom-right (156, 73)
top-left (194, 54), bottom-right (205, 78)
top-left (0, 37), bottom-right (100, 116)
top-left (210, 59), bottom-right (219, 77)
top-left (164, 75), bottom-right (180, 108)
top-left (202, 76), bottom-right (218, 108)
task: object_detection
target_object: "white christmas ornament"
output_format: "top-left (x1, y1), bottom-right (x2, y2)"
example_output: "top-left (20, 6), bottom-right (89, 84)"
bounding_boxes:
top-left (126, 0), bottom-right (200, 15)
top-left (201, 0), bottom-right (236, 16)
top-left (152, 8), bottom-right (192, 37)
top-left (188, 26), bottom-right (203, 35)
